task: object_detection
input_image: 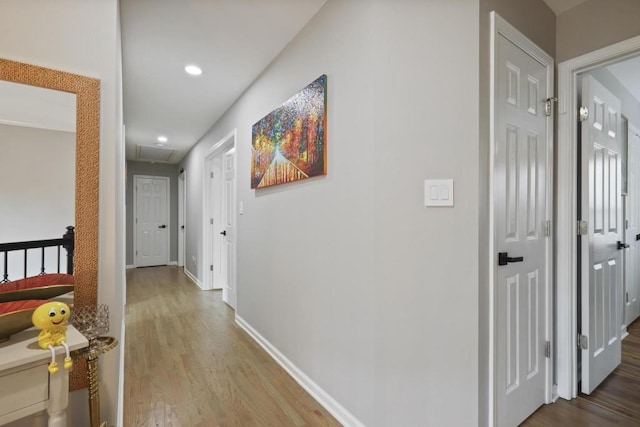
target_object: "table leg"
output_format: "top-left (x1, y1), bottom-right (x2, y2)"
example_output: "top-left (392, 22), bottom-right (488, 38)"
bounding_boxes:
top-left (47, 354), bottom-right (69, 427)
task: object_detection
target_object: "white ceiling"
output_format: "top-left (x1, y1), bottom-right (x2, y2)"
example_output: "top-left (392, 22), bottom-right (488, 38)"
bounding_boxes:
top-left (541, 0), bottom-right (589, 15)
top-left (121, 0), bottom-right (327, 164)
top-left (607, 55), bottom-right (640, 105)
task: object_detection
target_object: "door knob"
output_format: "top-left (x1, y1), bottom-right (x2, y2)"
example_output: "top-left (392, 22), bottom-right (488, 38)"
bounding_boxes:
top-left (181, 225), bottom-right (185, 230)
top-left (220, 230), bottom-right (227, 236)
top-left (617, 241), bottom-right (630, 250)
top-left (158, 225), bottom-right (167, 229)
top-left (498, 252), bottom-right (524, 266)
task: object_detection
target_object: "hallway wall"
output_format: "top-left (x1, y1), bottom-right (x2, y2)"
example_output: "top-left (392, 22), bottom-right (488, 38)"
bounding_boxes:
top-left (557, 0), bottom-right (640, 62)
top-left (180, 0), bottom-right (479, 425)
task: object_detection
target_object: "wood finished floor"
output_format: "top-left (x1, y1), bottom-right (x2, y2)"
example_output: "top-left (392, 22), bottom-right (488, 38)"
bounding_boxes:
top-left (523, 319), bottom-right (640, 426)
top-left (123, 266), bottom-right (340, 427)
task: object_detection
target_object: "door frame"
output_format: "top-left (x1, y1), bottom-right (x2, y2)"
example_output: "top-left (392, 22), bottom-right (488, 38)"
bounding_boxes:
top-left (489, 12), bottom-right (554, 425)
top-left (202, 129), bottom-right (237, 291)
top-left (178, 169), bottom-right (186, 268)
top-left (132, 174), bottom-right (171, 268)
top-left (556, 34), bottom-right (640, 399)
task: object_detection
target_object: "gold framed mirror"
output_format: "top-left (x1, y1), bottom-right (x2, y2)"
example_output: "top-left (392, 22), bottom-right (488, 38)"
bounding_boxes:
top-left (0, 58), bottom-right (100, 389)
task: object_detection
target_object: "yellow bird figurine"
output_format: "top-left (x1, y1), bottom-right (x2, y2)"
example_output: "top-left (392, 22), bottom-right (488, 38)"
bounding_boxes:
top-left (32, 301), bottom-right (73, 374)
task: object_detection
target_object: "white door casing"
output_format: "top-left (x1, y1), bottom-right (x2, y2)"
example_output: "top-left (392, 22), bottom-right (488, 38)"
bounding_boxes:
top-left (134, 175), bottom-right (170, 267)
top-left (491, 12), bottom-right (553, 427)
top-left (580, 74), bottom-right (623, 394)
top-left (625, 124), bottom-right (640, 326)
top-left (222, 147), bottom-right (236, 308)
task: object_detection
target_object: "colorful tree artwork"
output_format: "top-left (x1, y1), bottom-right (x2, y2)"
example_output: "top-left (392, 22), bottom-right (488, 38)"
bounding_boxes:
top-left (251, 75), bottom-right (327, 189)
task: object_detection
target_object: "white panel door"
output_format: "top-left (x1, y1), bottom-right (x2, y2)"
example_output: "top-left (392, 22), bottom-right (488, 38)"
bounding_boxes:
top-left (178, 171), bottom-right (185, 268)
top-left (208, 155), bottom-right (224, 290)
top-left (495, 33), bottom-right (550, 427)
top-left (135, 176), bottom-right (169, 267)
top-left (625, 124), bottom-right (640, 326)
top-left (222, 148), bottom-right (236, 308)
top-left (580, 75), bottom-right (622, 394)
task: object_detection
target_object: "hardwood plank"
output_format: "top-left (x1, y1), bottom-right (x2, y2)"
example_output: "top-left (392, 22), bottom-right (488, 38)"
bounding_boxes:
top-left (523, 320), bottom-right (640, 426)
top-left (123, 266), bottom-right (340, 427)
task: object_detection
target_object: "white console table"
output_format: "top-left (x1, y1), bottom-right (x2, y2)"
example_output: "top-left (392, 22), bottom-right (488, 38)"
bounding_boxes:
top-left (0, 326), bottom-right (88, 427)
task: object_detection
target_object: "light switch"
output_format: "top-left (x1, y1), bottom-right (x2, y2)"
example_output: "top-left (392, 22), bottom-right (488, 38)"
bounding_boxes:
top-left (430, 186), bottom-right (439, 200)
top-left (424, 179), bottom-right (454, 207)
top-left (440, 185), bottom-right (450, 200)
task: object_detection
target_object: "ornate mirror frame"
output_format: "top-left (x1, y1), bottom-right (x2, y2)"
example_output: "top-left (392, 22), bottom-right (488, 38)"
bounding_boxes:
top-left (0, 58), bottom-right (100, 389)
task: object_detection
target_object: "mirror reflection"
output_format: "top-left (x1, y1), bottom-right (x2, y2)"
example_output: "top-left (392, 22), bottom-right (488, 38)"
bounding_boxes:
top-left (0, 80), bottom-right (76, 300)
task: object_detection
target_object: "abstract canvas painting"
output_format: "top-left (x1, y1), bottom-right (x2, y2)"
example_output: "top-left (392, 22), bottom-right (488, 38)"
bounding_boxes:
top-left (251, 75), bottom-right (327, 189)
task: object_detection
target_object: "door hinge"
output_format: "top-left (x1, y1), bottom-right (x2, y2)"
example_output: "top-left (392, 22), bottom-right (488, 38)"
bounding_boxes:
top-left (578, 220), bottom-right (588, 235)
top-left (210, 218), bottom-right (214, 225)
top-left (210, 265), bottom-right (213, 271)
top-left (627, 292), bottom-right (630, 303)
top-left (545, 341), bottom-right (551, 358)
top-left (578, 334), bottom-right (588, 350)
top-left (210, 172), bottom-right (214, 179)
top-left (136, 250), bottom-right (138, 256)
top-left (579, 106), bottom-right (589, 122)
top-left (545, 97), bottom-right (557, 117)
top-left (545, 220), bottom-right (552, 237)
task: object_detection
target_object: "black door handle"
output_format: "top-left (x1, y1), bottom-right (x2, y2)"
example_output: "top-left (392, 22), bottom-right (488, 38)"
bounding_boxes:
top-left (498, 252), bottom-right (524, 266)
top-left (617, 241), bottom-right (630, 250)
top-left (181, 225), bottom-right (185, 230)
top-left (220, 230), bottom-right (227, 236)
top-left (158, 225), bottom-right (167, 229)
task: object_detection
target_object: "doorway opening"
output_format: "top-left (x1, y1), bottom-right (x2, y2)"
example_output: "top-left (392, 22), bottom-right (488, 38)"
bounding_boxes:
top-left (203, 130), bottom-right (237, 309)
top-left (557, 34), bottom-right (640, 400)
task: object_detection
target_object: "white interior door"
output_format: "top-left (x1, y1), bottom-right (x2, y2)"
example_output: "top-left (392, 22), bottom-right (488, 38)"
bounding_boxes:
top-left (580, 74), bottom-right (623, 394)
top-left (625, 124), bottom-right (640, 326)
top-left (135, 176), bottom-right (169, 267)
top-left (222, 147), bottom-right (236, 308)
top-left (178, 171), bottom-right (185, 268)
top-left (207, 155), bottom-right (223, 290)
top-left (495, 29), bottom-right (550, 427)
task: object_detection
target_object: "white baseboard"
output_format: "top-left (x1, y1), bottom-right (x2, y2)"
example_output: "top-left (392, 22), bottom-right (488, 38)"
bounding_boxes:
top-left (235, 316), bottom-right (364, 427)
top-left (125, 265), bottom-right (134, 269)
top-left (168, 261), bottom-right (177, 266)
top-left (184, 268), bottom-right (205, 290)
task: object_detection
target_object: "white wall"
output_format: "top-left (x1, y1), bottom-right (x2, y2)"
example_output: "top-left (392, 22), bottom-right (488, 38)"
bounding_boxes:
top-left (180, 0), bottom-right (479, 425)
top-left (0, 1), bottom-right (123, 425)
top-left (370, 1), bottom-right (479, 425)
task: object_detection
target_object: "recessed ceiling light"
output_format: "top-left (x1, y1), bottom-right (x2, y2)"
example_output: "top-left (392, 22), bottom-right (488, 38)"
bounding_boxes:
top-left (157, 136), bottom-right (168, 142)
top-left (185, 65), bottom-right (202, 76)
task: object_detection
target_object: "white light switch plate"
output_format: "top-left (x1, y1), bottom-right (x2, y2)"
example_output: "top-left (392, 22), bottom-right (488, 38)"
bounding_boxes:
top-left (424, 179), bottom-right (454, 207)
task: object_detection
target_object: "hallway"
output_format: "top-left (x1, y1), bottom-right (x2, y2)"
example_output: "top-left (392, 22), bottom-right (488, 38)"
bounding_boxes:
top-left (123, 266), bottom-right (340, 426)
top-left (523, 320), bottom-right (640, 426)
